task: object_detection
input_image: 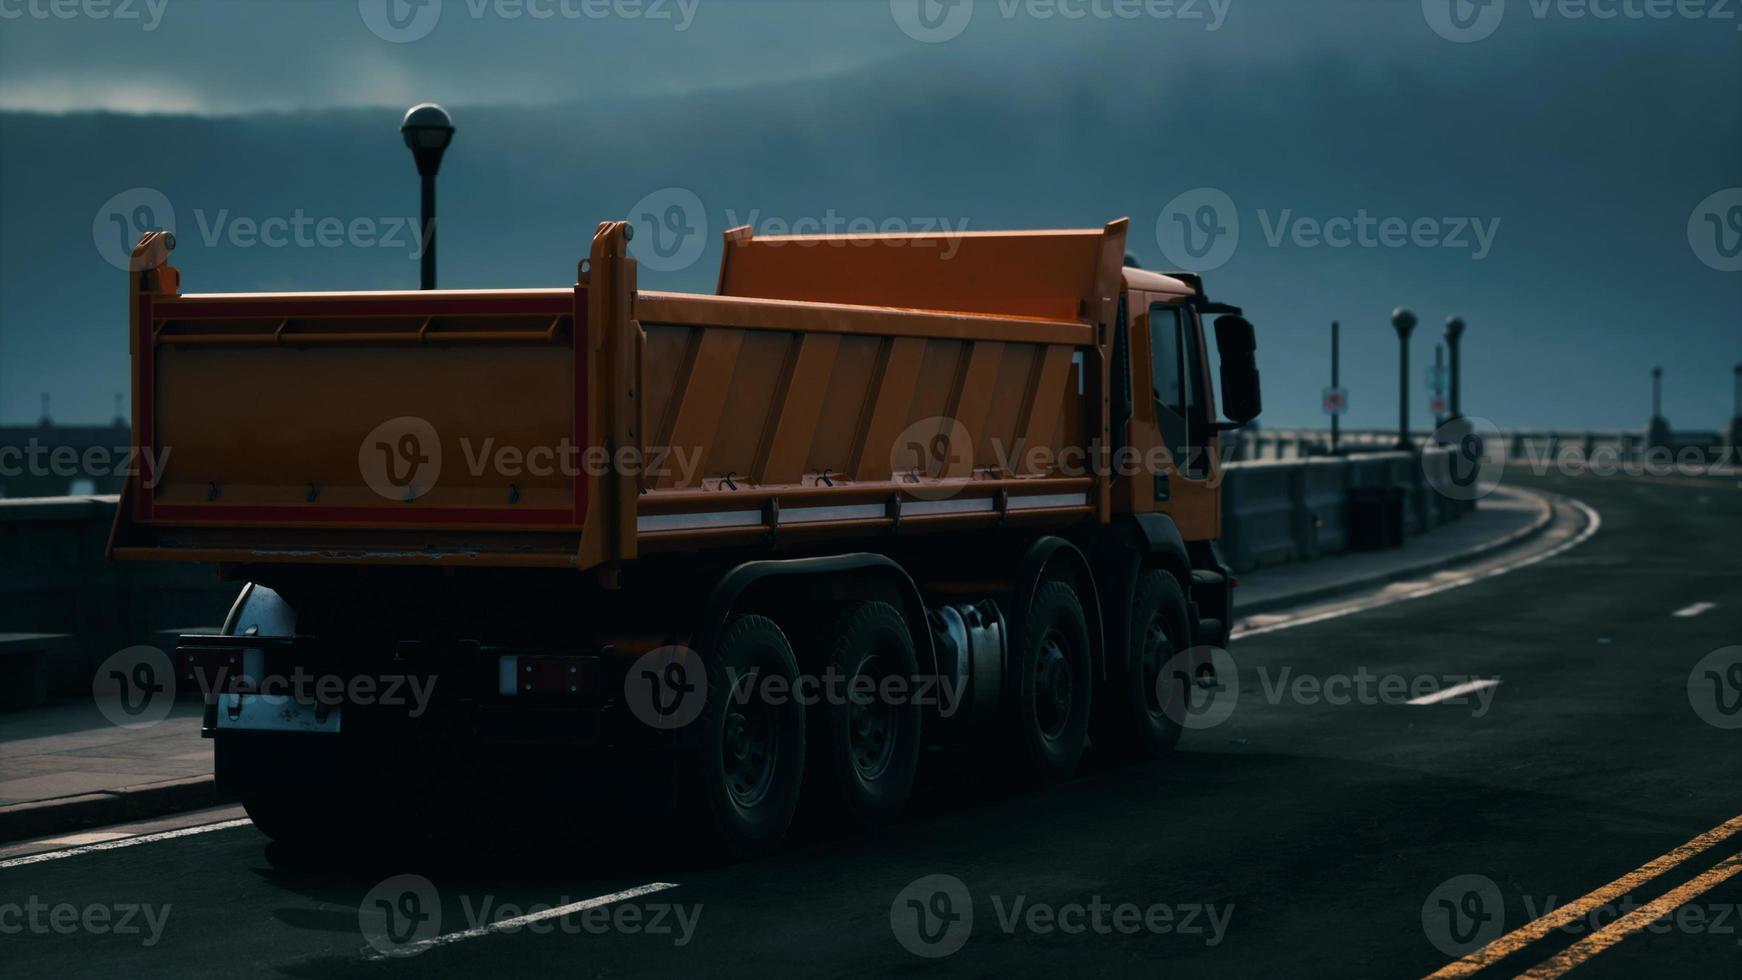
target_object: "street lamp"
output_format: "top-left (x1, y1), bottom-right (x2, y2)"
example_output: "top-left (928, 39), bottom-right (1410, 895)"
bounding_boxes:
top-left (1392, 308), bottom-right (1417, 450)
top-left (1729, 364), bottom-right (1742, 452)
top-left (401, 103), bottom-right (455, 290)
top-left (1646, 365), bottom-right (1672, 452)
top-left (1444, 316), bottom-right (1466, 420)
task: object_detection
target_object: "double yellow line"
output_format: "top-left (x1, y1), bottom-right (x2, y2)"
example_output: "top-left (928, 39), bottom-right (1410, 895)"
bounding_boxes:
top-left (1425, 813), bottom-right (1742, 979)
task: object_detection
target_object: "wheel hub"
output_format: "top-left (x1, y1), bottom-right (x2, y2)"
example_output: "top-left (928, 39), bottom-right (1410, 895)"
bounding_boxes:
top-left (1035, 633), bottom-right (1074, 740)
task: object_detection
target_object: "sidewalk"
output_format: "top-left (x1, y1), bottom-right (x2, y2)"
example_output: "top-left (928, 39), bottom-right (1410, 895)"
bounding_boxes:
top-left (0, 700), bottom-right (213, 841)
top-left (0, 488), bottom-right (1554, 843)
top-left (1232, 485), bottom-right (1553, 617)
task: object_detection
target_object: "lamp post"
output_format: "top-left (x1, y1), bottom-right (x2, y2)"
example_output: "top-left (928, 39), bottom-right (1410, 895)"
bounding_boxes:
top-left (1331, 320), bottom-right (1341, 455)
top-left (1729, 364), bottom-right (1742, 452)
top-left (1646, 365), bottom-right (1672, 452)
top-left (401, 103), bottom-right (455, 291)
top-left (1392, 308), bottom-right (1417, 450)
top-left (1444, 316), bottom-right (1465, 420)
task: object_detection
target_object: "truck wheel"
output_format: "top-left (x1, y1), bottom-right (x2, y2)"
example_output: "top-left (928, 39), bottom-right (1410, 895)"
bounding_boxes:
top-left (220, 734), bottom-right (367, 849)
top-left (676, 614), bottom-right (806, 858)
top-left (1005, 579), bottom-right (1093, 784)
top-left (804, 601), bottom-right (923, 828)
top-left (1092, 570), bottom-right (1190, 760)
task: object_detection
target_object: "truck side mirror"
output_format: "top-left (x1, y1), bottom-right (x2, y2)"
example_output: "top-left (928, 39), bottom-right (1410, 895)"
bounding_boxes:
top-left (1214, 315), bottom-right (1263, 426)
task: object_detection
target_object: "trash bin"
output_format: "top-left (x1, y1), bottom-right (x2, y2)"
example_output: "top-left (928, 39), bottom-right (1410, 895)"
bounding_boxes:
top-left (1347, 487), bottom-right (1405, 551)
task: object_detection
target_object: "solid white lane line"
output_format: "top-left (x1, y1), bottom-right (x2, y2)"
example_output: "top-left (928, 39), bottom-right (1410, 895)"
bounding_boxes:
top-left (1406, 678), bottom-right (1501, 706)
top-left (1232, 495), bottom-right (1601, 640)
top-left (0, 817), bottom-right (253, 870)
top-left (364, 881), bottom-right (681, 960)
top-left (1672, 602), bottom-right (1716, 618)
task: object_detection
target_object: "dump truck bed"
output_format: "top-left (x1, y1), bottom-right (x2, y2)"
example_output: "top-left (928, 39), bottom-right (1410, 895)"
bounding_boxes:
top-left (111, 221), bottom-right (1129, 571)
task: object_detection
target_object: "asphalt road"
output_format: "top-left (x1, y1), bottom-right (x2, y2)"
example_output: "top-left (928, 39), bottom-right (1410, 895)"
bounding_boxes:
top-left (3, 470), bottom-right (1739, 978)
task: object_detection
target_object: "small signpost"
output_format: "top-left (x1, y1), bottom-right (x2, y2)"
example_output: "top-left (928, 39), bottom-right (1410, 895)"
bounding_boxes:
top-left (1322, 387), bottom-right (1349, 416)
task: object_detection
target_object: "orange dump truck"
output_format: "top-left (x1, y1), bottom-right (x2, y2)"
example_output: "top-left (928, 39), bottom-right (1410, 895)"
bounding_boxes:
top-left (113, 218), bottom-right (1261, 853)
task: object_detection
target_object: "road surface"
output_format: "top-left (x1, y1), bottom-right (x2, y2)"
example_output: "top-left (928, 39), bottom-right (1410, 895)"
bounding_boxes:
top-left (3, 470), bottom-right (1739, 978)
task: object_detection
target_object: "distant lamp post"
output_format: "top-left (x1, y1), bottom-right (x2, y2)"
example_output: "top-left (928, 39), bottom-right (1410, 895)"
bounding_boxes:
top-left (1392, 308), bottom-right (1417, 450)
top-left (1646, 365), bottom-right (1672, 452)
top-left (1728, 365), bottom-right (1742, 452)
top-left (1444, 316), bottom-right (1466, 421)
top-left (401, 103), bottom-right (455, 290)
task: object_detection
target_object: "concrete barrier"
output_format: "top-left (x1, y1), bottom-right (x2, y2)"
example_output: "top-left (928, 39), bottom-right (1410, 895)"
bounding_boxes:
top-left (2, 457), bottom-right (1470, 695)
top-left (1220, 449), bottom-right (1466, 573)
top-left (0, 496), bottom-right (235, 695)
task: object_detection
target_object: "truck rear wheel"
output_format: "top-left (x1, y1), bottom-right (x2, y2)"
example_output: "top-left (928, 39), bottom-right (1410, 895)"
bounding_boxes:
top-left (803, 601), bottom-right (923, 828)
top-left (1004, 579), bottom-right (1092, 784)
top-left (676, 614), bottom-right (806, 858)
top-left (1092, 569), bottom-right (1190, 760)
top-left (220, 733), bottom-right (416, 851)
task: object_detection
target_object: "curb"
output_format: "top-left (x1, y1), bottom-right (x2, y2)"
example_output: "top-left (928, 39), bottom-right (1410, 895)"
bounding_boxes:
top-left (0, 774), bottom-right (218, 844)
top-left (1233, 487), bottom-right (1559, 619)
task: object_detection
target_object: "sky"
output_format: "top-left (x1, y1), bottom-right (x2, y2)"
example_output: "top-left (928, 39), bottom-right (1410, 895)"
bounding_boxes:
top-left (0, 0), bottom-right (1738, 432)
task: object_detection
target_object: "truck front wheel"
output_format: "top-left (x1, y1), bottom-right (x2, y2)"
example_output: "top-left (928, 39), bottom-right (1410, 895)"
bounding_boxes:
top-left (1091, 569), bottom-right (1190, 760)
top-left (676, 614), bottom-right (806, 858)
top-left (804, 601), bottom-right (923, 828)
top-left (1004, 580), bottom-right (1092, 784)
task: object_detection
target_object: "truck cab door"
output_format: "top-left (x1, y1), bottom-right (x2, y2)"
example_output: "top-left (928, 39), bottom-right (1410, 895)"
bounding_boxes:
top-left (1141, 300), bottom-right (1221, 540)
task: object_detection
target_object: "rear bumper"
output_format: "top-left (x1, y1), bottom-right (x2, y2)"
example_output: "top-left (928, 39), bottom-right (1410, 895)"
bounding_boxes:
top-left (176, 634), bottom-right (630, 746)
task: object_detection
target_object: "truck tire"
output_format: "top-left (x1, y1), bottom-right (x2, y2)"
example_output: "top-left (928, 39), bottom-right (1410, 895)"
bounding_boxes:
top-left (803, 601), bottom-right (923, 828)
top-left (221, 734), bottom-right (405, 851)
top-left (1091, 570), bottom-right (1190, 760)
top-left (1005, 579), bottom-right (1093, 784)
top-left (676, 614), bottom-right (807, 858)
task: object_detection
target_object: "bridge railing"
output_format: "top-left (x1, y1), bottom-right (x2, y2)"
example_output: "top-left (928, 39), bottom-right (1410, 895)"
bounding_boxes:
top-left (1230, 428), bottom-right (1733, 464)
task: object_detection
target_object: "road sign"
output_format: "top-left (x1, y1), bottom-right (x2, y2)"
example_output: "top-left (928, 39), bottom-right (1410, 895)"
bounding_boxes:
top-left (1322, 387), bottom-right (1349, 416)
top-left (1430, 396), bottom-right (1447, 414)
top-left (1425, 364), bottom-right (1449, 389)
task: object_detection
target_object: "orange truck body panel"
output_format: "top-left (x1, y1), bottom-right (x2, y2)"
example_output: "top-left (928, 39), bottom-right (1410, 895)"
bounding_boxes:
top-left (110, 219), bottom-right (1221, 572)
